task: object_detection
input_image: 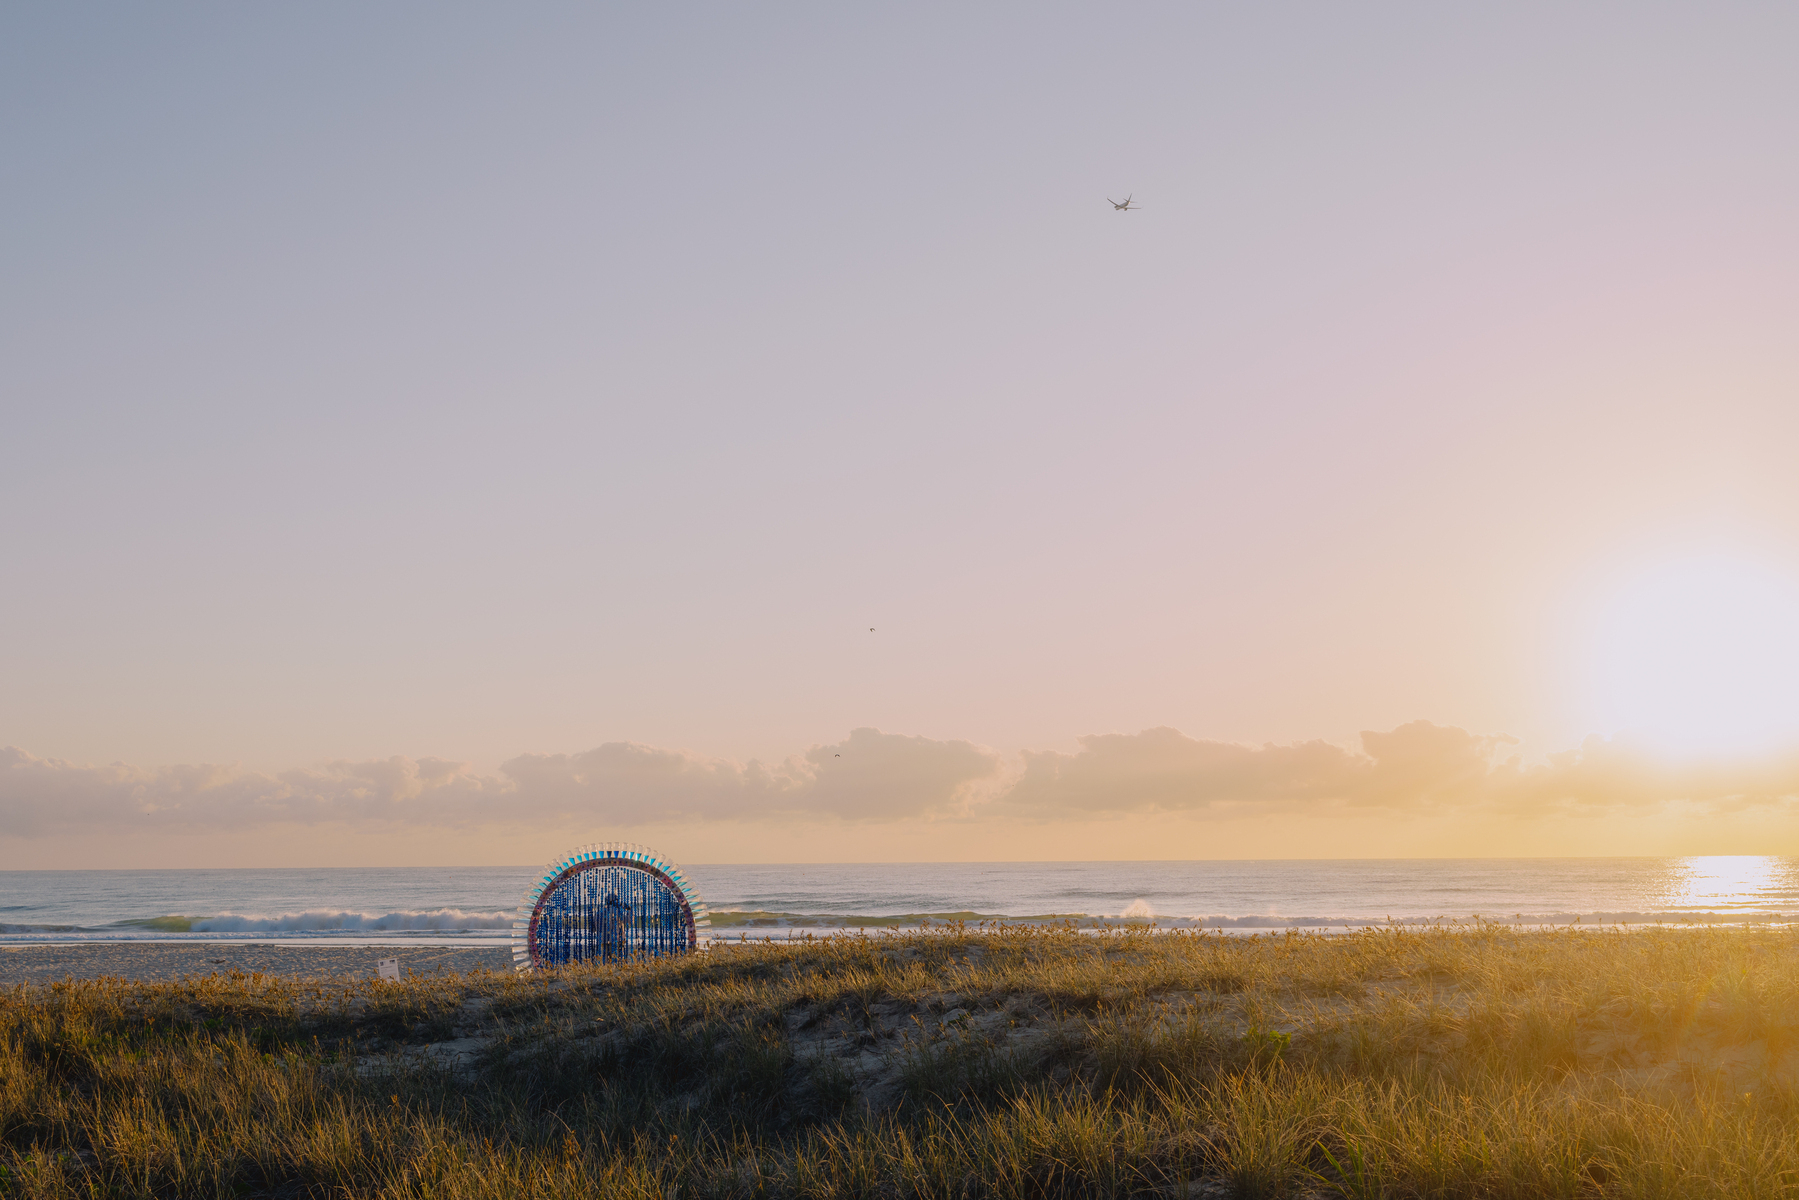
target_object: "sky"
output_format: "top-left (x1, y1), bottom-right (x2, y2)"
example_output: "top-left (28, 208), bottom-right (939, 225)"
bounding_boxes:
top-left (4, 4), bottom-right (1799, 867)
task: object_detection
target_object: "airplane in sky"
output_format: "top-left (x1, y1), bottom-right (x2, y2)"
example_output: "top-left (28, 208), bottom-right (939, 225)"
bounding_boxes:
top-left (1108, 195), bottom-right (1139, 211)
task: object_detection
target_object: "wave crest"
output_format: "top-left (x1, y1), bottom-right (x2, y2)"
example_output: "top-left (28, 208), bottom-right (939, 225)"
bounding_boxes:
top-left (189, 909), bottom-right (514, 933)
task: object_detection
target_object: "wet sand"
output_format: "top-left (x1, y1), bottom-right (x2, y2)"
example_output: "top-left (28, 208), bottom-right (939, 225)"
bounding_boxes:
top-left (0, 944), bottom-right (514, 986)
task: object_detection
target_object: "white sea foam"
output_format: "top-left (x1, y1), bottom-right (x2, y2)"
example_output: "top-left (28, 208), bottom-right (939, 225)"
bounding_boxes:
top-left (192, 909), bottom-right (514, 933)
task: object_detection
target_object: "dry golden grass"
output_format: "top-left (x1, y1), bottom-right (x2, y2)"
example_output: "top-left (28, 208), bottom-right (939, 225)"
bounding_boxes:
top-left (5, 923), bottom-right (1799, 1197)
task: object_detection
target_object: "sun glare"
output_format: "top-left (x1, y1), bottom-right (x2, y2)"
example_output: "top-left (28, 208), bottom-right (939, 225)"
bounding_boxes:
top-left (1662, 855), bottom-right (1787, 911)
top-left (1589, 555), bottom-right (1799, 758)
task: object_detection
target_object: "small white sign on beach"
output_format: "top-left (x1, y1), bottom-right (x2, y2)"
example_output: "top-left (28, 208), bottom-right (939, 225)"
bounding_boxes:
top-left (377, 957), bottom-right (400, 982)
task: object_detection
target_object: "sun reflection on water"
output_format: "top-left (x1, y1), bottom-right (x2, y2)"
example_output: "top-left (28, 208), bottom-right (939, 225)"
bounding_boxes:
top-left (1662, 856), bottom-right (1796, 911)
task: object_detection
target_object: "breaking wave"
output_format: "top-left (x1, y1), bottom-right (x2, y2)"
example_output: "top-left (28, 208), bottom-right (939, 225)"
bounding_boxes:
top-left (0, 908), bottom-right (516, 942)
top-left (186, 909), bottom-right (515, 933)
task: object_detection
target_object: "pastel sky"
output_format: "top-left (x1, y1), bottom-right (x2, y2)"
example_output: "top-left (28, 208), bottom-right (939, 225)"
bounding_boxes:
top-left (4, 5), bottom-right (1798, 867)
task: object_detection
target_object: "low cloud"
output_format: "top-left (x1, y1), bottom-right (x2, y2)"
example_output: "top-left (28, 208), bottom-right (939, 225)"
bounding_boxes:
top-left (4, 722), bottom-right (1797, 839)
top-left (997, 722), bottom-right (1799, 818)
top-left (0, 749), bottom-right (508, 836)
top-left (499, 728), bottom-right (997, 822)
top-left (0, 728), bottom-right (999, 836)
top-left (1495, 735), bottom-right (1799, 816)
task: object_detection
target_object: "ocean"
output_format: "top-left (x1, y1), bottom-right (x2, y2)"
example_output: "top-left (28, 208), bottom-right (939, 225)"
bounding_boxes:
top-left (2, 857), bottom-right (1796, 945)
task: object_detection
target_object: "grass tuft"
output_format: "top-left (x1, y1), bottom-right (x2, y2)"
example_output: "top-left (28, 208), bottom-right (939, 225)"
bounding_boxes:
top-left (5, 922), bottom-right (1799, 1196)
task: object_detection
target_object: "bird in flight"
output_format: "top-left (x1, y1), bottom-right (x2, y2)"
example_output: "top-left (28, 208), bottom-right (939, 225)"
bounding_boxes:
top-left (868, 627), bottom-right (875, 632)
top-left (1109, 195), bottom-right (1139, 211)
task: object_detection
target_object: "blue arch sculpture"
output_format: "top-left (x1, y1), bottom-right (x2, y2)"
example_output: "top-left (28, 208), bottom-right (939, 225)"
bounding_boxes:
top-left (513, 842), bottom-right (709, 971)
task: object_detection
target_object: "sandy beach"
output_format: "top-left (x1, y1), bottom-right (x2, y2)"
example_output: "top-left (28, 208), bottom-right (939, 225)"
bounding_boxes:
top-left (0, 943), bottom-right (513, 986)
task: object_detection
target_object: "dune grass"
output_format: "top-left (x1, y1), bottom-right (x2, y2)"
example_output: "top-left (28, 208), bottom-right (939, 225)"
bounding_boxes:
top-left (4, 922), bottom-right (1799, 1197)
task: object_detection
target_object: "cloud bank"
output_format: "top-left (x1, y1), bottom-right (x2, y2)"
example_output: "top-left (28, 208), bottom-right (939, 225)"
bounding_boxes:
top-left (4, 722), bottom-right (1798, 838)
top-left (0, 728), bottom-right (998, 836)
top-left (1005, 723), bottom-right (1516, 815)
top-left (1007, 723), bottom-right (1799, 818)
